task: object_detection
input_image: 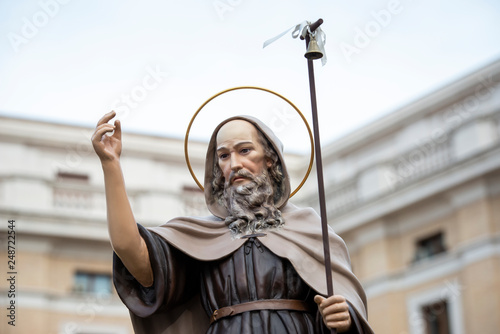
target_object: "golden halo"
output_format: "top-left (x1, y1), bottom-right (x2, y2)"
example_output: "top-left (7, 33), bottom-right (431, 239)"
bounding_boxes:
top-left (184, 86), bottom-right (314, 198)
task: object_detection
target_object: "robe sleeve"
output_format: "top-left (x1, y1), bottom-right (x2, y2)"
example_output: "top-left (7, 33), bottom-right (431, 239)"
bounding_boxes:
top-left (112, 223), bottom-right (200, 318)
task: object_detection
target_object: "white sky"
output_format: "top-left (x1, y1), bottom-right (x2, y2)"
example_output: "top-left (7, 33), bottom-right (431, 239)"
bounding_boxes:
top-left (1, 0), bottom-right (500, 154)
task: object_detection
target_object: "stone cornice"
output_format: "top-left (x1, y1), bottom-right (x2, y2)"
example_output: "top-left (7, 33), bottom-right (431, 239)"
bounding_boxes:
top-left (331, 145), bottom-right (500, 233)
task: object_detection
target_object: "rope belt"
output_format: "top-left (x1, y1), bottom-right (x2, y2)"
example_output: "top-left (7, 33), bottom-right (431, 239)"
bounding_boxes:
top-left (210, 299), bottom-right (315, 324)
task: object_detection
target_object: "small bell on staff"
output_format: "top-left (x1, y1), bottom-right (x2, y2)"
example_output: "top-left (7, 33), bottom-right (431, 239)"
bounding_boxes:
top-left (304, 34), bottom-right (323, 60)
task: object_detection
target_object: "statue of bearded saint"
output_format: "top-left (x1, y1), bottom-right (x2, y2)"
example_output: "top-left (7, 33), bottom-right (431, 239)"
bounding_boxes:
top-left (211, 129), bottom-right (286, 238)
top-left (94, 111), bottom-right (373, 334)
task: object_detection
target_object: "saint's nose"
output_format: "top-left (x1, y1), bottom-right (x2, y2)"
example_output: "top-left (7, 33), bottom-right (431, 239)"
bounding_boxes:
top-left (230, 154), bottom-right (243, 170)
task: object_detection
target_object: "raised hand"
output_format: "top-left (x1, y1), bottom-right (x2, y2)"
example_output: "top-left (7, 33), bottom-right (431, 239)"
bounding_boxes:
top-left (91, 111), bottom-right (122, 163)
top-left (314, 294), bottom-right (352, 332)
top-left (90, 111), bottom-right (153, 287)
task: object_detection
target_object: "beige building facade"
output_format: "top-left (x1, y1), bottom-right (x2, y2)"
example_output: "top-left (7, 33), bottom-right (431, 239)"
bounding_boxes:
top-left (299, 58), bottom-right (500, 334)
top-left (1, 57), bottom-right (499, 333)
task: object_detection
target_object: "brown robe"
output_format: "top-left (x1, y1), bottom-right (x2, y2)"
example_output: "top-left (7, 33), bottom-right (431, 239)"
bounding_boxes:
top-left (115, 227), bottom-right (330, 333)
top-left (113, 204), bottom-right (374, 333)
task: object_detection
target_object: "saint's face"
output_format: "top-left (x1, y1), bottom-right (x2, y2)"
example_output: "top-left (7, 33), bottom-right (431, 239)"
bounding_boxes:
top-left (216, 120), bottom-right (271, 188)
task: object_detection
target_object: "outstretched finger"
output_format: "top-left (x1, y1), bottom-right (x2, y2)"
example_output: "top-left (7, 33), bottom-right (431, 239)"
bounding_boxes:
top-left (112, 119), bottom-right (122, 140)
top-left (96, 110), bottom-right (116, 127)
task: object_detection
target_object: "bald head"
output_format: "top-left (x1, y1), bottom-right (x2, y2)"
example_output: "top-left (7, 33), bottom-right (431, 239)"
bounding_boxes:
top-left (216, 120), bottom-right (260, 148)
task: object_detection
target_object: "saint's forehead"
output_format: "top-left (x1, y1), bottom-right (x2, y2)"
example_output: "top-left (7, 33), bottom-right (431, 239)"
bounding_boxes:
top-left (216, 120), bottom-right (259, 145)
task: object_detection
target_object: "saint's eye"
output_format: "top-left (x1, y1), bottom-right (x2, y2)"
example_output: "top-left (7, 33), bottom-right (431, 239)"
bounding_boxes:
top-left (219, 153), bottom-right (229, 160)
top-left (240, 148), bottom-right (251, 154)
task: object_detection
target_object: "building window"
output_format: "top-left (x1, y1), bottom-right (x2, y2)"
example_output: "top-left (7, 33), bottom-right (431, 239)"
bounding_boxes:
top-left (414, 232), bottom-right (446, 262)
top-left (407, 281), bottom-right (464, 334)
top-left (421, 300), bottom-right (450, 334)
top-left (57, 171), bottom-right (90, 183)
top-left (54, 171), bottom-right (92, 209)
top-left (74, 271), bottom-right (112, 295)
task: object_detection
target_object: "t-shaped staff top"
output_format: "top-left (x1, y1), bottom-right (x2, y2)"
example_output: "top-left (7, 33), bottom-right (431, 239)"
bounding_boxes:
top-left (300, 18), bottom-right (324, 39)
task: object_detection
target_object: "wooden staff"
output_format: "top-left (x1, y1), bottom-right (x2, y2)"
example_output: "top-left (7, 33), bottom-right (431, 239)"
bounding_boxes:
top-left (304, 18), bottom-right (337, 334)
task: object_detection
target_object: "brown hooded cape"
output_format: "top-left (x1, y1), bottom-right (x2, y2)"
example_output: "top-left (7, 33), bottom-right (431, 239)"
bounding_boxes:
top-left (113, 116), bottom-right (374, 333)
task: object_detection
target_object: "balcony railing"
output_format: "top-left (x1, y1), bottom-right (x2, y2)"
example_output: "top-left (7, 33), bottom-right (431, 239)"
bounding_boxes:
top-left (320, 112), bottom-right (500, 219)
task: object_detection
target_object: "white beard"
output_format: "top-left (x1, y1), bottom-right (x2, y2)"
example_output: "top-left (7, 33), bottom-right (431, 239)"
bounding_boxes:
top-left (223, 169), bottom-right (284, 238)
